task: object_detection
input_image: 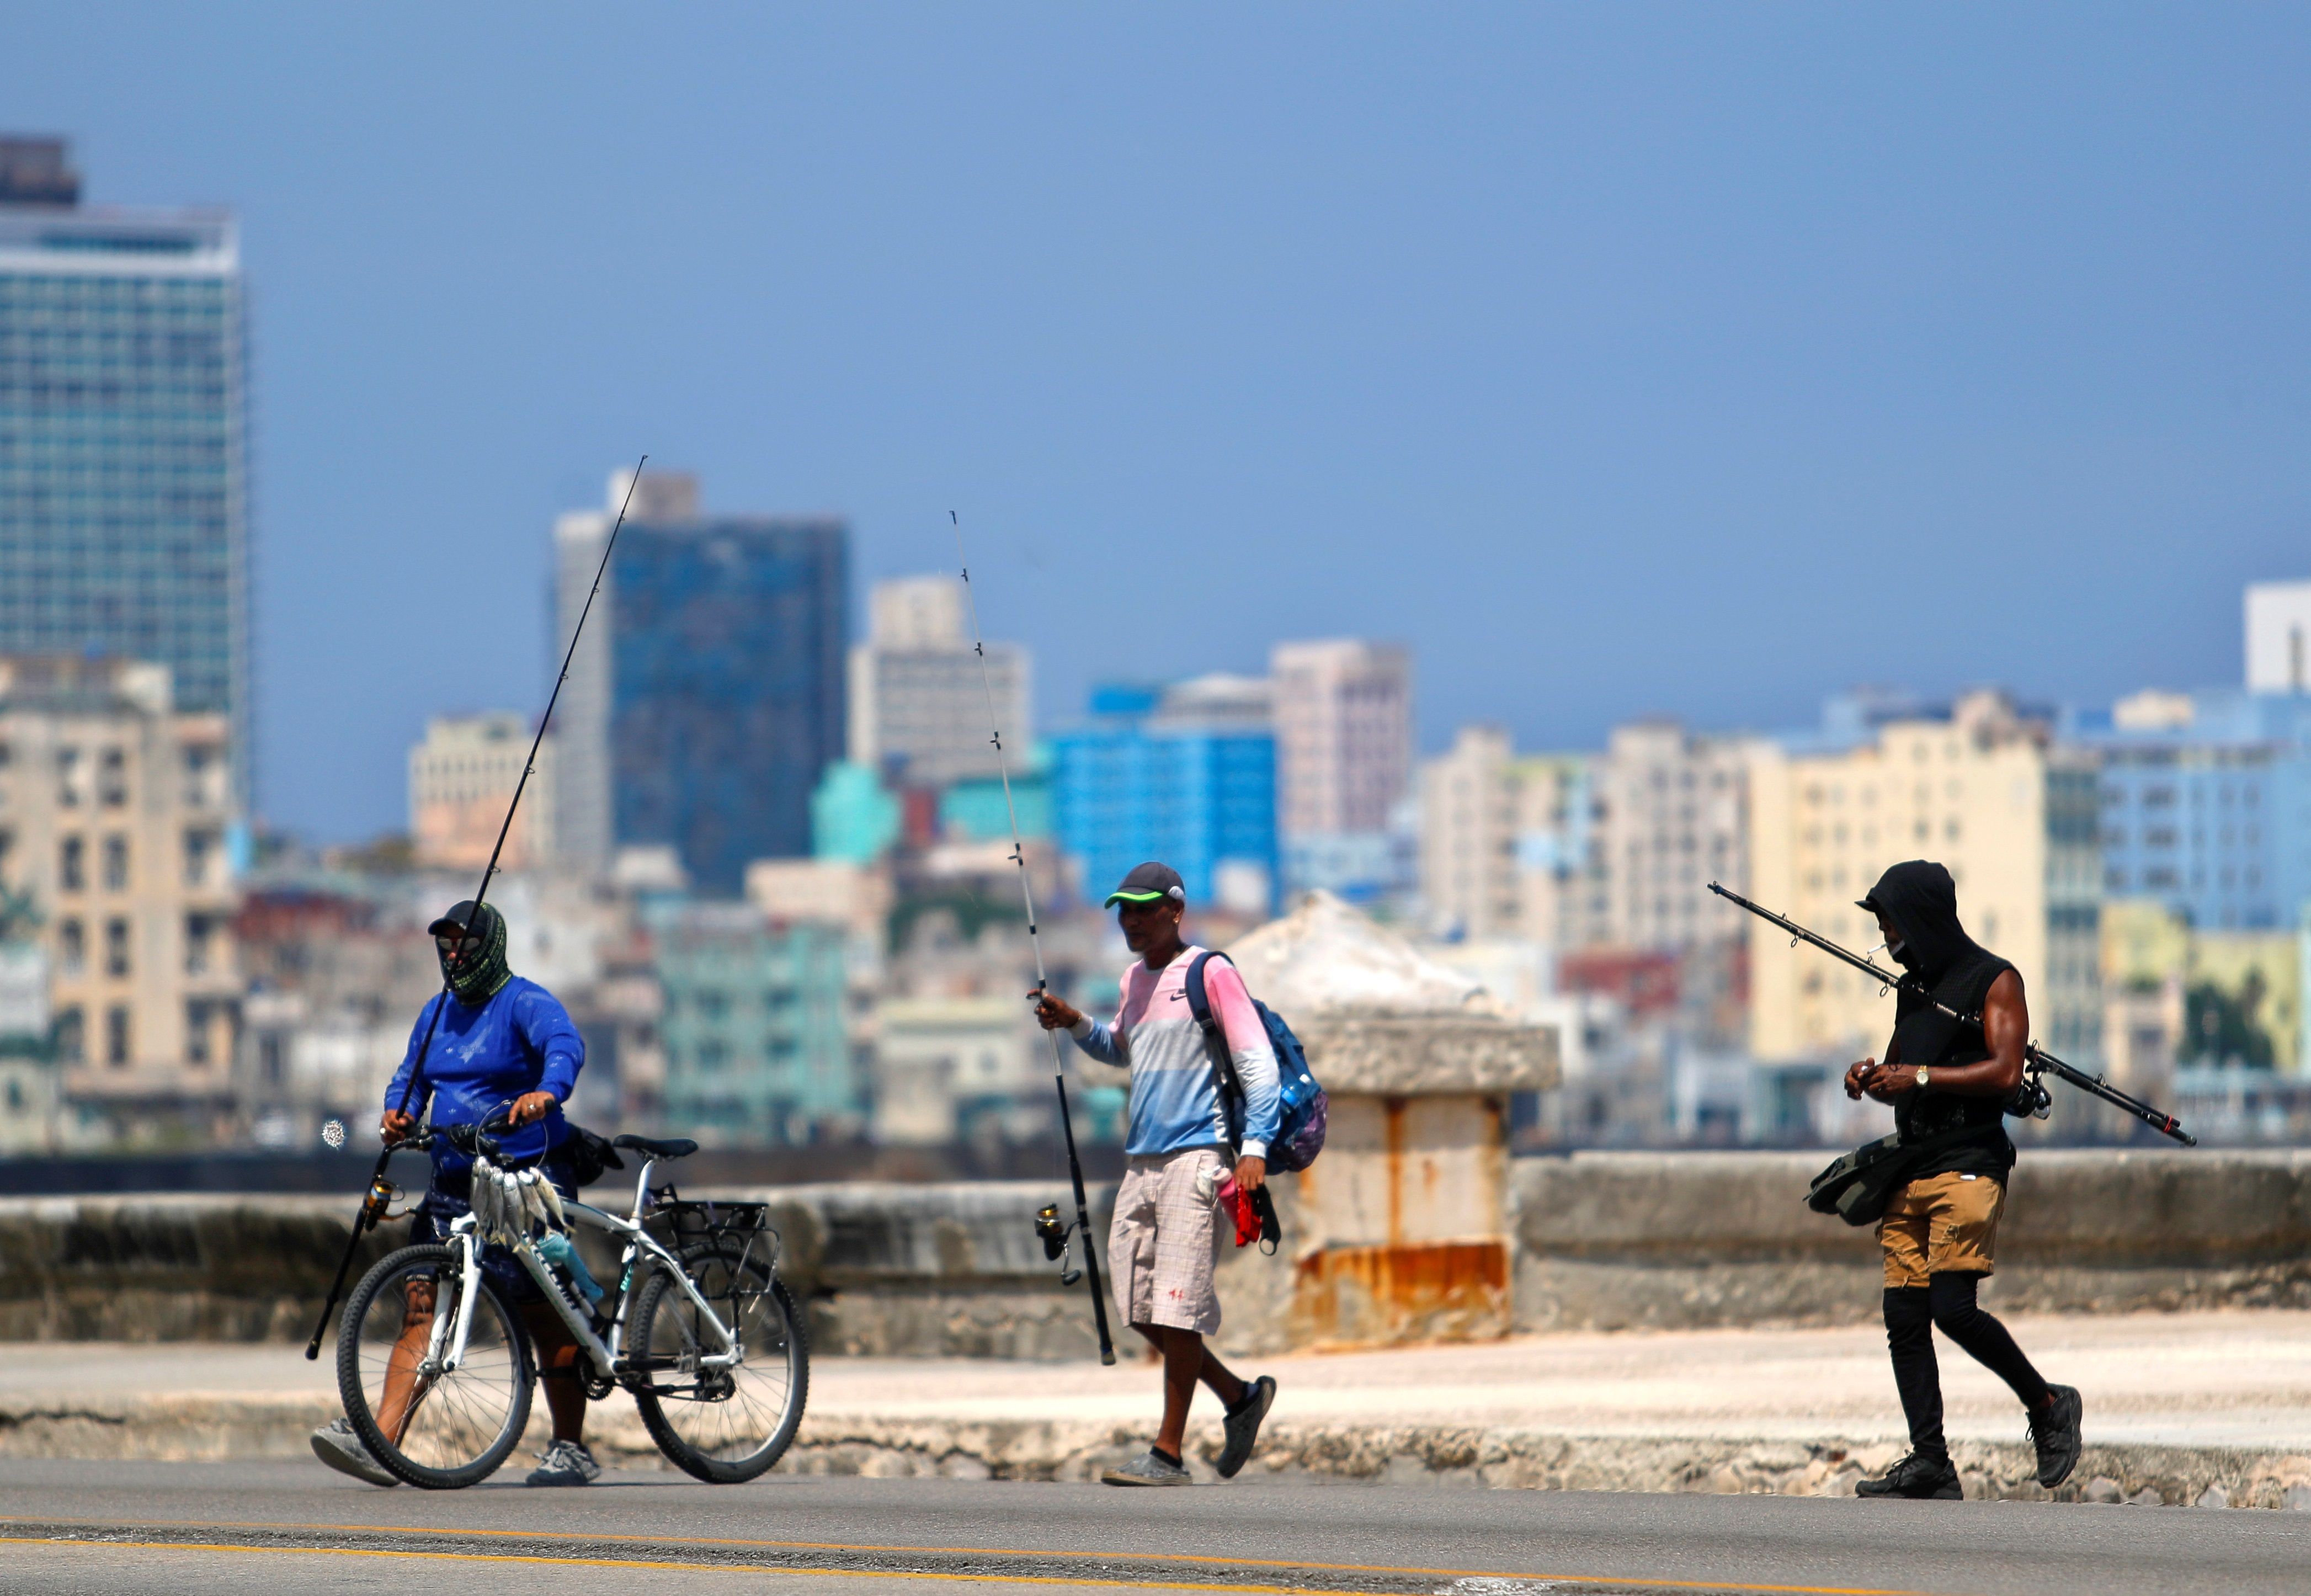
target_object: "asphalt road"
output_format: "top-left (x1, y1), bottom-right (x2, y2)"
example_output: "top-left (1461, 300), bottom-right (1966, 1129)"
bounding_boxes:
top-left (0, 1460), bottom-right (2304, 1596)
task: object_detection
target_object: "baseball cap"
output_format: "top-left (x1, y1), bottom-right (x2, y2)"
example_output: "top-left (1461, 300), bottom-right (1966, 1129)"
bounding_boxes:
top-left (1104, 861), bottom-right (1185, 908)
top-left (427, 900), bottom-right (502, 941)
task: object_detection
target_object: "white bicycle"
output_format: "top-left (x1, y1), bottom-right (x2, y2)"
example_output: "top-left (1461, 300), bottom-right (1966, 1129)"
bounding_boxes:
top-left (334, 1116), bottom-right (808, 1488)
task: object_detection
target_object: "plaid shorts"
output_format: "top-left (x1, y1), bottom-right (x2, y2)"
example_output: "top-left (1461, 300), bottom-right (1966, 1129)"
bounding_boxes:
top-left (1110, 1146), bottom-right (1230, 1336)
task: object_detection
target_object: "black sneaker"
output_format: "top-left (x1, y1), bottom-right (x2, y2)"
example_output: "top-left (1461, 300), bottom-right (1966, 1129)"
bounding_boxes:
top-left (2028, 1385), bottom-right (2083, 1489)
top-left (1216, 1376), bottom-right (1276, 1480)
top-left (1856, 1452), bottom-right (1962, 1500)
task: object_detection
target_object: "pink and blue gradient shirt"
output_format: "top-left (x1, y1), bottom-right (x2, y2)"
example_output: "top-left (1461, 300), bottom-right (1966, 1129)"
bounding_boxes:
top-left (1068, 946), bottom-right (1280, 1159)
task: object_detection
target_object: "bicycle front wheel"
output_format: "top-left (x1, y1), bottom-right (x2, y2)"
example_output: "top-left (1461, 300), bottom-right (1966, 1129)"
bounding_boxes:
top-left (630, 1243), bottom-right (808, 1483)
top-left (337, 1242), bottom-right (533, 1489)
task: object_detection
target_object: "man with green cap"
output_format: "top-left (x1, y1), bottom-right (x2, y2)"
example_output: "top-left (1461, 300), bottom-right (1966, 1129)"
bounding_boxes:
top-left (310, 900), bottom-right (598, 1489)
top-left (1032, 861), bottom-right (1281, 1486)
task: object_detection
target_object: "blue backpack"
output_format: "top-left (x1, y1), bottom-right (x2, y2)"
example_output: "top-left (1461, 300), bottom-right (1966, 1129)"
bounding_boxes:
top-left (1184, 951), bottom-right (1328, 1174)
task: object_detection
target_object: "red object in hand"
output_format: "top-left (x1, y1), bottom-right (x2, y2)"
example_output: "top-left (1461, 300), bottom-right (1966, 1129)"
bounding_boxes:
top-left (1233, 1184), bottom-right (1261, 1248)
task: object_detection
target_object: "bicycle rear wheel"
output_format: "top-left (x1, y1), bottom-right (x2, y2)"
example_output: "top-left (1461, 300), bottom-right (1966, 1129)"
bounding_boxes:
top-left (629, 1243), bottom-right (808, 1483)
top-left (338, 1242), bottom-right (533, 1489)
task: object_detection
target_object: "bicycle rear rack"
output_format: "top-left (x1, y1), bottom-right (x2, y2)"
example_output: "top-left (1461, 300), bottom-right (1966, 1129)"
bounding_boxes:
top-left (646, 1188), bottom-right (778, 1274)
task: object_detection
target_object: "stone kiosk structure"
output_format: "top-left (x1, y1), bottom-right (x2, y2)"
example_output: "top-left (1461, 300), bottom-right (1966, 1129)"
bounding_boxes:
top-left (1216, 891), bottom-right (1558, 1350)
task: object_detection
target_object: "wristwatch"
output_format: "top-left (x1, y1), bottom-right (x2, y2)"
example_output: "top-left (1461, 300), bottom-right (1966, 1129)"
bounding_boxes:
top-left (1914, 1066), bottom-right (1931, 1090)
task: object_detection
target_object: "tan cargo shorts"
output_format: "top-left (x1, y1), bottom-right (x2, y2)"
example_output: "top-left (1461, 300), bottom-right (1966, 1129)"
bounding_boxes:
top-left (1880, 1170), bottom-right (2006, 1288)
top-left (1110, 1146), bottom-right (1230, 1336)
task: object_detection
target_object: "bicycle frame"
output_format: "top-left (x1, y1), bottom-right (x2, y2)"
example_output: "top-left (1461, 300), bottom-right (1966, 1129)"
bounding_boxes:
top-left (434, 1152), bottom-right (753, 1386)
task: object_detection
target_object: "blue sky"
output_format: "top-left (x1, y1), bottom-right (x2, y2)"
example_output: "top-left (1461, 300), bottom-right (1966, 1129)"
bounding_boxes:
top-left (7, 6), bottom-right (2309, 841)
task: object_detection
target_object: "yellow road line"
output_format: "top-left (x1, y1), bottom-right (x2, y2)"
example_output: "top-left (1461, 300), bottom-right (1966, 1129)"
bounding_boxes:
top-left (0, 1537), bottom-right (1332, 1592)
top-left (0, 1523), bottom-right (1956, 1596)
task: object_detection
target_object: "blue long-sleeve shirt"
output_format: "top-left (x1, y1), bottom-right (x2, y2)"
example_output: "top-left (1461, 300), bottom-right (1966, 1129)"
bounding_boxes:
top-left (384, 976), bottom-right (584, 1174)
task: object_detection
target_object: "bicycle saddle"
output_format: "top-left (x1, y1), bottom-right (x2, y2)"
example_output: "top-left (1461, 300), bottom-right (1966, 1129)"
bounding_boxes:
top-left (611, 1134), bottom-right (699, 1159)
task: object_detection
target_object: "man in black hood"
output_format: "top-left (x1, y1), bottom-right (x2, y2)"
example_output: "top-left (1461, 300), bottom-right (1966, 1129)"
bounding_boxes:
top-left (1843, 860), bottom-right (2083, 1499)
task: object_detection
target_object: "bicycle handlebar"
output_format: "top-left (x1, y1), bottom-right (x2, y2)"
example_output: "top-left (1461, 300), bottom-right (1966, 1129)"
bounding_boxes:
top-left (386, 1108), bottom-right (518, 1161)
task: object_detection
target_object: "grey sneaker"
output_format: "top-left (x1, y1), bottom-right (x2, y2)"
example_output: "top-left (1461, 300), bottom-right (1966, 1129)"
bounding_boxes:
top-left (526, 1438), bottom-right (601, 1487)
top-left (310, 1418), bottom-right (399, 1488)
top-left (1100, 1449), bottom-right (1192, 1486)
top-left (1216, 1376), bottom-right (1276, 1480)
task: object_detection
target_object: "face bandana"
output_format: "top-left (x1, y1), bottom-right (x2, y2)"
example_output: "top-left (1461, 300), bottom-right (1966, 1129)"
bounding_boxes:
top-left (430, 901), bottom-right (512, 1005)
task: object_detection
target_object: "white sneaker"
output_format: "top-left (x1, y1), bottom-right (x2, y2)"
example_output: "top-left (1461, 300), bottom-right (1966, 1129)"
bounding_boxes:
top-left (310, 1418), bottom-right (399, 1488)
top-left (526, 1438), bottom-right (601, 1486)
top-left (1100, 1449), bottom-right (1192, 1486)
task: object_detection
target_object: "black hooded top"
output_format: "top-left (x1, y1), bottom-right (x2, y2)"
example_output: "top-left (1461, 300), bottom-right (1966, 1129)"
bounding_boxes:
top-left (1857, 860), bottom-right (2016, 1179)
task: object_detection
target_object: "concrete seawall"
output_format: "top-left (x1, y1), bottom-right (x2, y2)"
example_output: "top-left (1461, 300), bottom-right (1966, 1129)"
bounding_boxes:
top-left (1513, 1147), bottom-right (2311, 1332)
top-left (1, 1148), bottom-right (2305, 1349)
top-left (0, 1182), bottom-right (1125, 1355)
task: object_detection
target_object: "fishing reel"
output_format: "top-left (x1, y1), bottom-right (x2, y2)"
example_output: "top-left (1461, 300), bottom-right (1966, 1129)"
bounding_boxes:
top-left (357, 1171), bottom-right (424, 1225)
top-left (1033, 1204), bottom-right (1084, 1287)
top-left (2005, 1057), bottom-right (2054, 1121)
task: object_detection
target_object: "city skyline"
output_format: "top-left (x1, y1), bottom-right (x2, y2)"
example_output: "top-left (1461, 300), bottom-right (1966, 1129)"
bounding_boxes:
top-left (6, 9), bottom-right (2309, 846)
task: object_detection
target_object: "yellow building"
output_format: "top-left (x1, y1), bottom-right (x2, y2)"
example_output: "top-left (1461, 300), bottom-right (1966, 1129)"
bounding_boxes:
top-left (2101, 897), bottom-right (2298, 1076)
top-left (1747, 691), bottom-right (2100, 1066)
top-left (0, 657), bottom-right (239, 1132)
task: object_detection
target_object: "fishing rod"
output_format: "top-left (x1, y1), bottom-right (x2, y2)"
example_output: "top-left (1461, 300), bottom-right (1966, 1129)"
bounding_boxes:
top-left (954, 512), bottom-right (1117, 1366)
top-left (1707, 881), bottom-right (2195, 1146)
top-left (303, 456), bottom-right (649, 1359)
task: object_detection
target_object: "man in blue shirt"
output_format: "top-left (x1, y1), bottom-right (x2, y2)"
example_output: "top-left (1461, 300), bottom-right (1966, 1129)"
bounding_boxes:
top-left (311, 900), bottom-right (599, 1488)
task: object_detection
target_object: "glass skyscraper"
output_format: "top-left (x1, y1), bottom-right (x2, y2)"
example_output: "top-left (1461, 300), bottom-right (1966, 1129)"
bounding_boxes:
top-left (556, 471), bottom-right (848, 896)
top-left (0, 140), bottom-right (250, 800)
top-left (1051, 681), bottom-right (1280, 914)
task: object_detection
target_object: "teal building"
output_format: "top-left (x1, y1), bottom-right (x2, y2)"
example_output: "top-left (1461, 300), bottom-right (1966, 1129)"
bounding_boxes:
top-left (939, 742), bottom-right (1053, 843)
top-left (811, 760), bottom-right (902, 863)
top-left (652, 905), bottom-right (857, 1147)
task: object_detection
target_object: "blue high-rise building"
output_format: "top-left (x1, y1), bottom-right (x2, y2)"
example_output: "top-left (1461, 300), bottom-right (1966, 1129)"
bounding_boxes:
top-left (556, 472), bottom-right (846, 895)
top-left (0, 140), bottom-right (251, 799)
top-left (1051, 678), bottom-right (1278, 913)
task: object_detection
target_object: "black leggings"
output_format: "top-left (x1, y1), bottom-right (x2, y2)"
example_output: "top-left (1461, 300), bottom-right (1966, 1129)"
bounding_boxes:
top-left (1884, 1273), bottom-right (2052, 1460)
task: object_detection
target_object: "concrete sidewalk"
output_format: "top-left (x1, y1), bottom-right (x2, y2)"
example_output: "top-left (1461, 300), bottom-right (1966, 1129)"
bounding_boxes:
top-left (5, 1310), bottom-right (2309, 1506)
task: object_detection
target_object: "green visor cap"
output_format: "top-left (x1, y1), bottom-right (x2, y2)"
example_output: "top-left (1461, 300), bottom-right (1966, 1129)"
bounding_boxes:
top-left (1104, 861), bottom-right (1185, 907)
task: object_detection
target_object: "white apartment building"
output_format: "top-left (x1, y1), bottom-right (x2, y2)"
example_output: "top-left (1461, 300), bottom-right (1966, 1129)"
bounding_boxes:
top-left (1419, 727), bottom-right (1598, 944)
top-left (0, 656), bottom-right (238, 1127)
top-left (1421, 719), bottom-right (1754, 956)
top-left (1272, 640), bottom-right (1412, 837)
top-left (1591, 721), bottom-right (1755, 953)
top-left (871, 994), bottom-right (1045, 1147)
top-left (1421, 726), bottom-right (1518, 938)
top-left (1273, 639), bottom-right (1413, 900)
top-left (848, 574), bottom-right (1031, 789)
top-left (2246, 579), bottom-right (2311, 694)
top-left (407, 712), bottom-right (553, 870)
